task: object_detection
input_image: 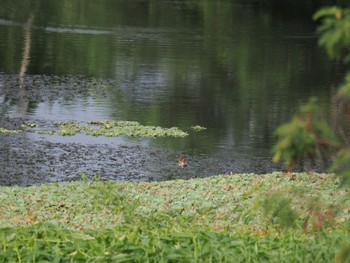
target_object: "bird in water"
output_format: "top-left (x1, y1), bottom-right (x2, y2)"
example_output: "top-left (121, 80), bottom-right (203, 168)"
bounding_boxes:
top-left (178, 155), bottom-right (187, 169)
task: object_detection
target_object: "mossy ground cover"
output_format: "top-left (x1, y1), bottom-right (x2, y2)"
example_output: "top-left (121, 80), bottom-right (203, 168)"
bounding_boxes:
top-left (0, 172), bottom-right (349, 262)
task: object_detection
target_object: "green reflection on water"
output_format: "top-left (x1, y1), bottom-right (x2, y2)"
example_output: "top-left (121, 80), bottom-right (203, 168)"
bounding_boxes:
top-left (0, 0), bottom-right (341, 155)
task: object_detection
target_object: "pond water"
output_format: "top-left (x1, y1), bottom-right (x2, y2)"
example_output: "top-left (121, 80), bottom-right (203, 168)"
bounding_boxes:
top-left (0, 0), bottom-right (343, 185)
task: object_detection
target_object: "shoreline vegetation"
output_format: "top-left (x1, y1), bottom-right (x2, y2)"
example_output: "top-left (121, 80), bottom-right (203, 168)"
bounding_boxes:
top-left (0, 172), bottom-right (349, 262)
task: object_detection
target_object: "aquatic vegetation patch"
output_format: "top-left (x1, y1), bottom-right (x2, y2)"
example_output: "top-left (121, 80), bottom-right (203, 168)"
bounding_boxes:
top-left (20, 123), bottom-right (37, 129)
top-left (0, 173), bottom-right (348, 262)
top-left (86, 120), bottom-right (188, 138)
top-left (58, 121), bottom-right (84, 136)
top-left (36, 130), bottom-right (55, 135)
top-left (191, 125), bottom-right (207, 131)
top-left (0, 127), bottom-right (23, 134)
top-left (4, 119), bottom-right (193, 138)
top-left (55, 120), bottom-right (188, 138)
top-left (0, 172), bottom-right (348, 231)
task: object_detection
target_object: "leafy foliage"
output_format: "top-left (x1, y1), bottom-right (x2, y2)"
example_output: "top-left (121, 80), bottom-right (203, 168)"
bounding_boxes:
top-left (0, 173), bottom-right (348, 262)
top-left (0, 224), bottom-right (348, 263)
top-left (335, 73), bottom-right (350, 122)
top-left (270, 6), bottom-right (350, 261)
top-left (313, 6), bottom-right (350, 62)
top-left (331, 149), bottom-right (350, 185)
top-left (1, 172), bottom-right (348, 232)
top-left (273, 6), bottom-right (350, 183)
top-left (273, 98), bottom-right (338, 169)
top-left (262, 192), bottom-right (297, 228)
top-left (273, 116), bottom-right (315, 168)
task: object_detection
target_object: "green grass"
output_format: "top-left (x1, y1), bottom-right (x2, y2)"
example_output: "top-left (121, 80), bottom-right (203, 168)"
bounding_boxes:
top-left (0, 172), bottom-right (349, 262)
top-left (0, 225), bottom-right (348, 262)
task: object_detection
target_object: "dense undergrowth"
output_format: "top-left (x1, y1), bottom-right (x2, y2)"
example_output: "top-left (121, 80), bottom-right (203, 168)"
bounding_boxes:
top-left (0, 224), bottom-right (348, 262)
top-left (0, 173), bottom-right (349, 262)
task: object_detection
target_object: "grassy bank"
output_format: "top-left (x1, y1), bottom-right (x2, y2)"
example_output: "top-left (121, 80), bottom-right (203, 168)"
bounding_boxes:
top-left (0, 172), bottom-right (349, 262)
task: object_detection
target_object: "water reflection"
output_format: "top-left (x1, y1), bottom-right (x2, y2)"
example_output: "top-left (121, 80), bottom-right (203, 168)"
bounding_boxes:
top-left (0, 0), bottom-right (344, 184)
top-left (18, 15), bottom-right (34, 117)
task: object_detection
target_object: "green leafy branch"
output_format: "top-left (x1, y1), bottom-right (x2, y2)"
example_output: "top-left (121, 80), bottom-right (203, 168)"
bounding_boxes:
top-left (273, 98), bottom-right (339, 171)
top-left (313, 6), bottom-right (350, 62)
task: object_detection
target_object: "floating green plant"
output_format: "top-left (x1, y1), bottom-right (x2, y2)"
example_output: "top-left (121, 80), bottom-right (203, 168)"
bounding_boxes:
top-left (0, 127), bottom-right (24, 134)
top-left (0, 173), bottom-right (348, 262)
top-left (21, 123), bottom-right (38, 129)
top-left (2, 120), bottom-right (189, 138)
top-left (58, 121), bottom-right (85, 136)
top-left (36, 130), bottom-right (55, 135)
top-left (58, 120), bottom-right (189, 138)
top-left (191, 125), bottom-right (207, 132)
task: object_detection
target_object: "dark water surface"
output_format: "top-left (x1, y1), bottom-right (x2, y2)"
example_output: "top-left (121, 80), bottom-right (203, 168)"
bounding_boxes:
top-left (0, 0), bottom-right (343, 185)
